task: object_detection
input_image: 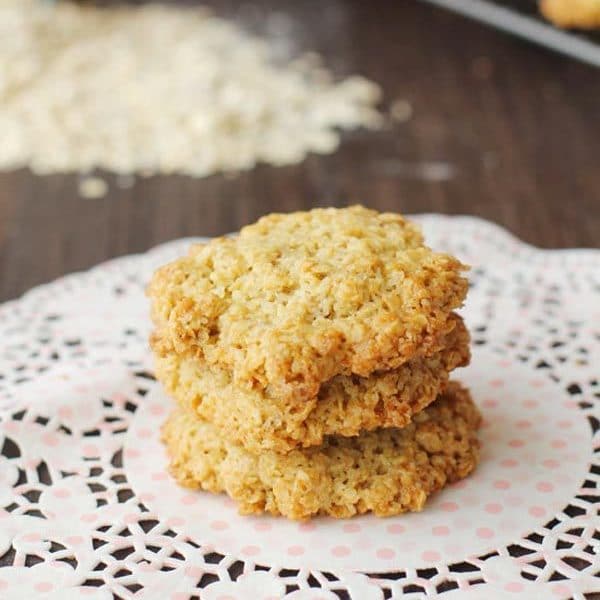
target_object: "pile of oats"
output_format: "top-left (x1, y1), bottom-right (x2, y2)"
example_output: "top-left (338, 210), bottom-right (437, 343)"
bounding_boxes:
top-left (0, 0), bottom-right (382, 177)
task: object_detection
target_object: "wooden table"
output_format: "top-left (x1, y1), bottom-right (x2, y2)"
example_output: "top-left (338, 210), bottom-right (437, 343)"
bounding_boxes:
top-left (1, 0), bottom-right (599, 303)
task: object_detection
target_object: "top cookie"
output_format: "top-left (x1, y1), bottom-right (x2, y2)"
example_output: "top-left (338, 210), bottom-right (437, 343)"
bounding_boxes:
top-left (148, 206), bottom-right (468, 402)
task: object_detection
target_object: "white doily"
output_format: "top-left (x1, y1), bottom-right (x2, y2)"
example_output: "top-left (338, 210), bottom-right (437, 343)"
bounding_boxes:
top-left (0, 215), bottom-right (598, 600)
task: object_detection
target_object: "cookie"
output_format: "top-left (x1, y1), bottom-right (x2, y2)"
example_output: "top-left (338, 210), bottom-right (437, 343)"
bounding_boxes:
top-left (153, 313), bottom-right (470, 453)
top-left (161, 382), bottom-right (481, 520)
top-left (540, 0), bottom-right (600, 28)
top-left (148, 206), bottom-right (469, 406)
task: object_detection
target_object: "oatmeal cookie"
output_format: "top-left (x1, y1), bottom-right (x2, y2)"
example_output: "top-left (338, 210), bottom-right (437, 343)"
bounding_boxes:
top-left (153, 314), bottom-right (470, 453)
top-left (540, 0), bottom-right (600, 28)
top-left (148, 206), bottom-right (468, 405)
top-left (161, 382), bottom-right (481, 520)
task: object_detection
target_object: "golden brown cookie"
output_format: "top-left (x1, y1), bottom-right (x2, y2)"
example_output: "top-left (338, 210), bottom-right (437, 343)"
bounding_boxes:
top-left (148, 206), bottom-right (468, 406)
top-left (540, 0), bottom-right (600, 28)
top-left (153, 314), bottom-right (470, 453)
top-left (161, 382), bottom-right (481, 520)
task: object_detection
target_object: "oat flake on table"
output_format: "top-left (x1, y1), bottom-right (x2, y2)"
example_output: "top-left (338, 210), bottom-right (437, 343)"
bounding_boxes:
top-left (0, 0), bottom-right (382, 177)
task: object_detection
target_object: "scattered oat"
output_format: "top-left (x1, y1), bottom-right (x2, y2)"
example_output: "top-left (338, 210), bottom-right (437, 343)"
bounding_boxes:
top-left (78, 176), bottom-right (108, 199)
top-left (390, 99), bottom-right (413, 123)
top-left (0, 1), bottom-right (382, 177)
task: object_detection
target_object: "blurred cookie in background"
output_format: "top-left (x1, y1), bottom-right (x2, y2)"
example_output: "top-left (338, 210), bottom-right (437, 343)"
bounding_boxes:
top-left (540, 0), bottom-right (600, 29)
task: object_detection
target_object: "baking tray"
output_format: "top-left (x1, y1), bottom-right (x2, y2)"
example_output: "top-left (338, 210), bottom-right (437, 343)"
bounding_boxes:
top-left (420, 0), bottom-right (600, 67)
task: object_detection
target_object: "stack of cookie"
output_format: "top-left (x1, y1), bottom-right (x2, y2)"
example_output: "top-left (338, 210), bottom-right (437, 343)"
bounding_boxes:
top-left (148, 206), bottom-right (481, 520)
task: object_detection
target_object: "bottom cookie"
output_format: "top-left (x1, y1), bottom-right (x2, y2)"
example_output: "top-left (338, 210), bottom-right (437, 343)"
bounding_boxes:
top-left (161, 382), bottom-right (481, 520)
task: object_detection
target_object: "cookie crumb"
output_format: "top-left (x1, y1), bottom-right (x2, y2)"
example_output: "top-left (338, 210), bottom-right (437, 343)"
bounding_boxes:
top-left (390, 99), bottom-right (413, 123)
top-left (78, 176), bottom-right (108, 199)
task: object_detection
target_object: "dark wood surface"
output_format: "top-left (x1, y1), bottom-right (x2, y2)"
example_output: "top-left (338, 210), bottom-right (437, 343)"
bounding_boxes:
top-left (1, 0), bottom-right (600, 303)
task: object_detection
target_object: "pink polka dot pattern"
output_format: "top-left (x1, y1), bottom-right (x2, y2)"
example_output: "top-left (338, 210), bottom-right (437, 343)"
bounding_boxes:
top-left (287, 545), bottom-right (305, 556)
top-left (2, 422), bottom-right (18, 433)
top-left (241, 545), bottom-right (259, 556)
top-left (180, 494), bottom-right (198, 505)
top-left (376, 548), bottom-right (396, 559)
top-left (66, 536), bottom-right (84, 546)
top-left (485, 503), bottom-right (503, 514)
top-left (42, 433), bottom-right (59, 447)
top-left (494, 479), bottom-right (511, 490)
top-left (440, 501), bottom-right (459, 512)
top-left (432, 526), bottom-right (450, 536)
top-left (476, 528), bottom-right (494, 539)
top-left (529, 506), bottom-right (547, 518)
top-left (331, 546), bottom-right (351, 557)
top-left (421, 550), bottom-right (441, 562)
top-left (386, 524), bottom-right (405, 534)
top-left (80, 514), bottom-right (97, 523)
top-left (125, 448), bottom-right (140, 459)
top-left (551, 583), bottom-right (571, 596)
top-left (536, 482), bottom-right (554, 493)
top-left (34, 582), bottom-right (53, 593)
top-left (185, 566), bottom-right (204, 578)
top-left (253, 522), bottom-right (271, 532)
top-left (58, 406), bottom-right (73, 419)
top-left (504, 582), bottom-right (524, 593)
top-left (211, 520), bottom-right (228, 531)
top-left (343, 523), bottom-right (361, 533)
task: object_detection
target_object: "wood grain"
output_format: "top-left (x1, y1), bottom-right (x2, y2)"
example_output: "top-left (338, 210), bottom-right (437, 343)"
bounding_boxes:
top-left (1, 0), bottom-right (599, 303)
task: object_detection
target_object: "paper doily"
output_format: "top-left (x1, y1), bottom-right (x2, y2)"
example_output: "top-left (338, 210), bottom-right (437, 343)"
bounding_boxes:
top-left (0, 215), bottom-right (599, 600)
